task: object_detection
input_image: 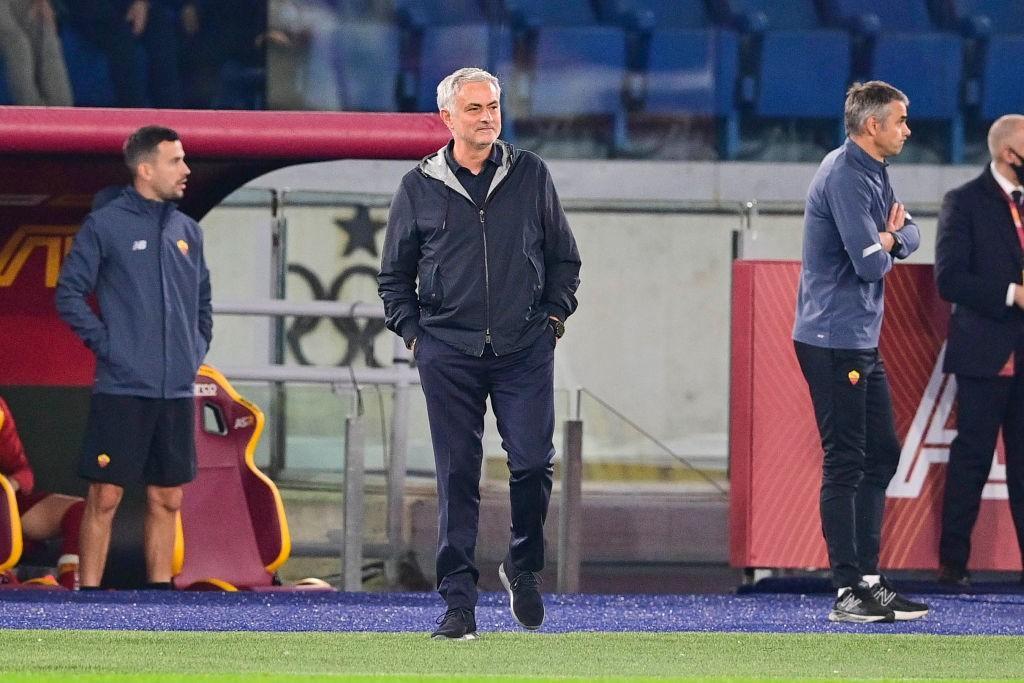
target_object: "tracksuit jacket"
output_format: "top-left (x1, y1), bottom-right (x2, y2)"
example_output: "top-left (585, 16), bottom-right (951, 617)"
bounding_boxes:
top-left (793, 138), bottom-right (921, 349)
top-left (0, 397), bottom-right (33, 495)
top-left (55, 186), bottom-right (212, 399)
top-left (379, 140), bottom-right (581, 356)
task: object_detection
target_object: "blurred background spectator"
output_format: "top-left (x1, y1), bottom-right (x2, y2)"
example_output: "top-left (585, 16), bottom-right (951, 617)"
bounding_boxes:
top-left (0, 0), bottom-right (73, 105)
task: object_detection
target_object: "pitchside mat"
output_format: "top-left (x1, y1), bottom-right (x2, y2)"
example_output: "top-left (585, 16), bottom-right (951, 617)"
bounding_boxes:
top-left (1, 590), bottom-right (1022, 681)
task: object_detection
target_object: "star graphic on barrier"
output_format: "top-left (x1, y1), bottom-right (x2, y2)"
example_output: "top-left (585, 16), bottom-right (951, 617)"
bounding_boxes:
top-left (336, 206), bottom-right (384, 257)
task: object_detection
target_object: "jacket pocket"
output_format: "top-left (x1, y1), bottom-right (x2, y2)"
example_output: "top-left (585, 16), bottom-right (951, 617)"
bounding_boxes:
top-left (418, 262), bottom-right (444, 310)
top-left (528, 254), bottom-right (544, 305)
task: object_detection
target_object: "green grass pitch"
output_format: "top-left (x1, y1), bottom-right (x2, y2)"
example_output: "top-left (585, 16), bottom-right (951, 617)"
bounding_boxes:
top-left (2, 630), bottom-right (1023, 681)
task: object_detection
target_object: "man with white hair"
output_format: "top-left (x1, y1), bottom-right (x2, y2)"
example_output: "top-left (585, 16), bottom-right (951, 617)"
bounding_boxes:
top-left (936, 114), bottom-right (1024, 587)
top-left (379, 67), bottom-right (581, 639)
top-left (793, 81), bottom-right (928, 623)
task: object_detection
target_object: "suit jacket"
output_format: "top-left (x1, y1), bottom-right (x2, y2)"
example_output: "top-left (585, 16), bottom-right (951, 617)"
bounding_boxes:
top-left (936, 167), bottom-right (1024, 377)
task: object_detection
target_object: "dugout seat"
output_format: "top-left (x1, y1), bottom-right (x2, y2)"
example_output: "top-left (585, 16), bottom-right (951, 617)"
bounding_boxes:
top-left (172, 365), bottom-right (292, 590)
top-left (0, 473), bottom-right (22, 575)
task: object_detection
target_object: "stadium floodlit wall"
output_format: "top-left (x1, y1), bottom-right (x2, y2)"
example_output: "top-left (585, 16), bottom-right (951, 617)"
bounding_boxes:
top-left (730, 260), bottom-right (1020, 571)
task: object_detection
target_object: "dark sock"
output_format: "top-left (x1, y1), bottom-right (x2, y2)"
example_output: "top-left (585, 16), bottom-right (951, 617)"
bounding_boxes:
top-left (78, 586), bottom-right (101, 591)
top-left (146, 582), bottom-right (173, 590)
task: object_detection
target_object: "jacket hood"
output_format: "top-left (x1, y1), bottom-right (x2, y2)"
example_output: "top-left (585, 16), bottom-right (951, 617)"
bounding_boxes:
top-left (418, 139), bottom-right (518, 203)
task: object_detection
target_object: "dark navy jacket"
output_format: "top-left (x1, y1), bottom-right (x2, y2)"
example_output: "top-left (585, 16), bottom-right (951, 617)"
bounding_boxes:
top-left (379, 140), bottom-right (581, 356)
top-left (56, 186), bottom-right (212, 398)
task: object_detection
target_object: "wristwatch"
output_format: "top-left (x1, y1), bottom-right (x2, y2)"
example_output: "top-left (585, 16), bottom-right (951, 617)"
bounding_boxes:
top-left (548, 317), bottom-right (565, 339)
top-left (891, 232), bottom-right (903, 255)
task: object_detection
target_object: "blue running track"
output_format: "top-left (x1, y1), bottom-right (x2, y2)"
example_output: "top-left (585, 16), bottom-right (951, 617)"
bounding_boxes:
top-left (0, 590), bottom-right (1022, 636)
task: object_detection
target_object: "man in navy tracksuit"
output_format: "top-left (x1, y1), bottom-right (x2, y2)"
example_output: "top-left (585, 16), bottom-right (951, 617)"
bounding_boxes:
top-left (793, 81), bottom-right (928, 623)
top-left (56, 125), bottom-right (211, 590)
top-left (379, 67), bottom-right (581, 639)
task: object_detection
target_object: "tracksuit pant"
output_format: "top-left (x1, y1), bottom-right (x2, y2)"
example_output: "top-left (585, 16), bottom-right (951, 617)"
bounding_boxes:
top-left (795, 341), bottom-right (902, 588)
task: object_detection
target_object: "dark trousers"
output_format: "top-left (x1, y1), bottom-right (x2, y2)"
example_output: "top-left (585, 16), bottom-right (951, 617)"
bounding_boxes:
top-left (794, 341), bottom-right (902, 588)
top-left (416, 329), bottom-right (556, 609)
top-left (940, 373), bottom-right (1024, 572)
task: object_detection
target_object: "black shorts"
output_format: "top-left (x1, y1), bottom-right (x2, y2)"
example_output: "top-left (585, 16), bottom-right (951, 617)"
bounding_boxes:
top-left (79, 394), bottom-right (196, 487)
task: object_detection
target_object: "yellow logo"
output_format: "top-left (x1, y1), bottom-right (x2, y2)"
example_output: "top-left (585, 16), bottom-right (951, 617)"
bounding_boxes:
top-left (97, 453), bottom-right (111, 468)
top-left (848, 370), bottom-right (861, 385)
top-left (0, 225), bottom-right (78, 288)
top-left (176, 239), bottom-right (189, 256)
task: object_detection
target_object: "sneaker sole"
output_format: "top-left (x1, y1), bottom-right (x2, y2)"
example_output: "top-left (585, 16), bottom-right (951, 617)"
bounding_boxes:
top-left (430, 633), bottom-right (479, 641)
top-left (894, 609), bottom-right (928, 621)
top-left (828, 610), bottom-right (895, 623)
top-left (498, 563), bottom-right (543, 631)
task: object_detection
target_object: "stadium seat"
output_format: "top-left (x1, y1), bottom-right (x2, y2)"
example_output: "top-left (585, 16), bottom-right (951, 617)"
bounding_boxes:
top-left (870, 32), bottom-right (964, 162)
top-left (0, 473), bottom-right (22, 575)
top-left (395, 0), bottom-right (493, 25)
top-left (979, 34), bottom-right (1024, 121)
top-left (640, 28), bottom-right (739, 158)
top-left (414, 24), bottom-right (514, 112)
top-left (172, 365), bottom-right (291, 591)
top-left (594, 0), bottom-right (714, 28)
top-left (530, 26), bottom-right (626, 117)
top-left (506, 0), bottom-right (598, 26)
top-left (327, 22), bottom-right (403, 111)
top-left (525, 25), bottom-right (628, 152)
top-left (753, 30), bottom-right (850, 119)
top-left (723, 0), bottom-right (823, 30)
top-left (821, 0), bottom-right (936, 33)
top-left (939, 0), bottom-right (1024, 35)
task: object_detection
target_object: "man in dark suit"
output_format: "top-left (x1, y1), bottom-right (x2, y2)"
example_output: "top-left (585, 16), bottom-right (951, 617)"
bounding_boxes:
top-left (935, 114), bottom-right (1024, 585)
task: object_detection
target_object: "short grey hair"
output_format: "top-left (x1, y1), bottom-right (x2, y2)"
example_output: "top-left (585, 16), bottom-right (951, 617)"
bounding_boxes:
top-left (987, 114), bottom-right (1024, 160)
top-left (436, 67), bottom-right (500, 113)
top-left (844, 81), bottom-right (909, 136)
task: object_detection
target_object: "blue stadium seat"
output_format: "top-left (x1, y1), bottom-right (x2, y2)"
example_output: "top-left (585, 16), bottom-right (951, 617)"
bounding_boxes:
top-left (870, 33), bottom-right (964, 161)
top-left (980, 35), bottom-right (1024, 120)
top-left (594, 0), bottom-right (713, 28)
top-left (642, 28), bottom-right (739, 158)
top-left (724, 0), bottom-right (823, 30)
top-left (822, 0), bottom-right (935, 33)
top-left (395, 0), bottom-right (491, 25)
top-left (644, 29), bottom-right (738, 116)
top-left (59, 25), bottom-right (117, 107)
top-left (414, 24), bottom-right (513, 112)
top-left (330, 22), bottom-right (402, 111)
top-left (872, 34), bottom-right (962, 120)
top-left (506, 0), bottom-right (597, 26)
top-left (942, 0), bottom-right (1024, 34)
top-left (530, 26), bottom-right (626, 116)
top-left (754, 30), bottom-right (850, 119)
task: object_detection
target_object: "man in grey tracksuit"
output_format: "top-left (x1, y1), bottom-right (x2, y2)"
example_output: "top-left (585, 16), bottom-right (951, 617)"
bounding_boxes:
top-left (379, 67), bottom-right (581, 639)
top-left (793, 81), bottom-right (927, 623)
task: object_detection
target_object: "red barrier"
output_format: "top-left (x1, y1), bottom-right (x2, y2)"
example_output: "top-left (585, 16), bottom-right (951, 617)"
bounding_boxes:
top-left (729, 260), bottom-right (1019, 571)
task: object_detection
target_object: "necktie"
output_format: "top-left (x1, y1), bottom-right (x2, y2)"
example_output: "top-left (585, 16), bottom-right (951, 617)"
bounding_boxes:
top-left (1014, 190), bottom-right (1023, 211)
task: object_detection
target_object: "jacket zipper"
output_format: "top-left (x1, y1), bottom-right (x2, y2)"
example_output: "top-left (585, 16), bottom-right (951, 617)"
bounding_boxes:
top-left (479, 208), bottom-right (492, 348)
top-left (158, 206), bottom-right (168, 396)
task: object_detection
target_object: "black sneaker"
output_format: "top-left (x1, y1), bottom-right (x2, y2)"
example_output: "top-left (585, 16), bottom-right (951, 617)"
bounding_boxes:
top-left (828, 582), bottom-right (895, 623)
top-left (498, 562), bottom-right (544, 630)
top-left (871, 576), bottom-right (929, 621)
top-left (430, 607), bottom-right (478, 640)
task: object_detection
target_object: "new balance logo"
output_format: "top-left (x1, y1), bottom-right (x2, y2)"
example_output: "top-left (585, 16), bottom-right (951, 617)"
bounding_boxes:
top-left (887, 343), bottom-right (1007, 500)
top-left (836, 592), bottom-right (861, 611)
top-left (132, 240), bottom-right (147, 251)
